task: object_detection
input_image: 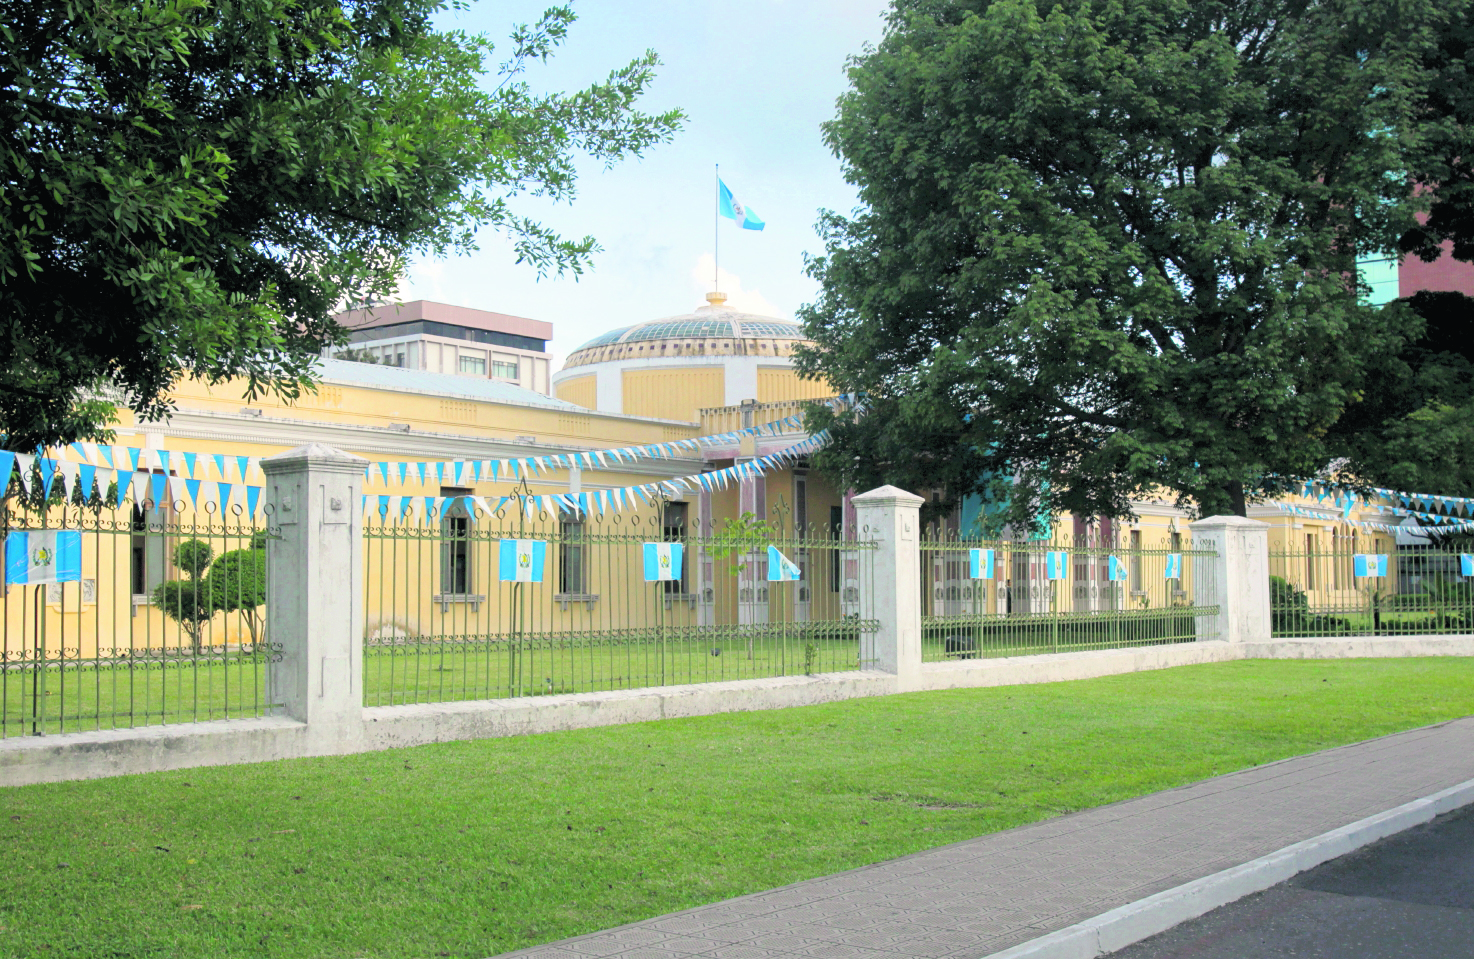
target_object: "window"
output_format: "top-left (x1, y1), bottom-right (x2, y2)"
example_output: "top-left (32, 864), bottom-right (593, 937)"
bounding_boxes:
top-left (458, 354), bottom-right (486, 375)
top-left (1306, 532), bottom-right (1316, 590)
top-left (1129, 529), bottom-right (1142, 593)
top-left (492, 359), bottom-right (519, 380)
top-left (829, 505), bottom-right (843, 592)
top-left (559, 511), bottom-right (585, 594)
top-left (662, 502), bottom-right (688, 594)
top-left (439, 487), bottom-right (473, 594)
top-left (130, 489), bottom-right (169, 598)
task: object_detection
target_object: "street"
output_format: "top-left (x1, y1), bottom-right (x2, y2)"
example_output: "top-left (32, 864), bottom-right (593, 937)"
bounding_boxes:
top-left (1110, 803), bottom-right (1474, 958)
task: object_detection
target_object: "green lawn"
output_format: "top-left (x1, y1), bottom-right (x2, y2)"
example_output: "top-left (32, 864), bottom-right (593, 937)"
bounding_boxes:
top-left (3, 658), bottom-right (1472, 958)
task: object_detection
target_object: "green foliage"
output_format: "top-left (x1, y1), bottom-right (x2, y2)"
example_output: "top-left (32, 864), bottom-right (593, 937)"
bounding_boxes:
top-left (1330, 291), bottom-right (1474, 497)
top-left (208, 547), bottom-right (267, 645)
top-left (0, 0), bottom-right (683, 450)
top-left (798, 0), bottom-right (1465, 522)
top-left (151, 538), bottom-right (269, 649)
top-left (333, 347), bottom-right (383, 365)
top-left (707, 511), bottom-right (779, 574)
top-left (150, 537), bottom-right (217, 650)
top-left (3, 660), bottom-right (1473, 957)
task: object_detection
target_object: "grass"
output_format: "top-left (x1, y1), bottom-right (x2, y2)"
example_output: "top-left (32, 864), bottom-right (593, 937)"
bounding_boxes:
top-left (2, 657), bottom-right (1472, 958)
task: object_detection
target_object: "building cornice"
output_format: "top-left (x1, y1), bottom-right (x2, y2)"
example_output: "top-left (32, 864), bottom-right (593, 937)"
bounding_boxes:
top-left (137, 409), bottom-right (702, 478)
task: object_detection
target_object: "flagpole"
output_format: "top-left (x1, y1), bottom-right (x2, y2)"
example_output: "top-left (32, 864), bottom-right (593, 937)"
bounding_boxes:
top-left (714, 163), bottom-right (719, 293)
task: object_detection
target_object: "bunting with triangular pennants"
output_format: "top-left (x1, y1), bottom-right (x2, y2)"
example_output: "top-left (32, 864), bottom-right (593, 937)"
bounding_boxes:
top-left (1269, 501), bottom-right (1474, 535)
top-left (0, 447), bottom-right (268, 515)
top-left (1, 397), bottom-right (858, 515)
top-left (362, 431), bottom-right (832, 522)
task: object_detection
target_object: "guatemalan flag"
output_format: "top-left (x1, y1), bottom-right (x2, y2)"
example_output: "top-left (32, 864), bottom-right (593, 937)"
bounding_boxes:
top-left (1353, 554), bottom-right (1389, 578)
top-left (498, 539), bottom-right (547, 583)
top-left (1164, 553), bottom-right (1183, 579)
top-left (5, 531), bottom-right (82, 585)
top-left (767, 545), bottom-right (801, 581)
top-left (719, 179), bottom-right (765, 231)
top-left (1462, 554), bottom-right (1474, 577)
top-left (1107, 555), bottom-right (1129, 581)
top-left (969, 548), bottom-right (994, 579)
top-left (643, 542), bottom-right (684, 582)
top-left (1045, 551), bottom-right (1069, 580)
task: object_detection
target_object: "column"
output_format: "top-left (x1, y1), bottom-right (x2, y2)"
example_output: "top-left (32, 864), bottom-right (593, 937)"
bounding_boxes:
top-left (852, 485), bottom-right (925, 690)
top-left (261, 443), bottom-right (368, 736)
top-left (1189, 515), bottom-right (1271, 643)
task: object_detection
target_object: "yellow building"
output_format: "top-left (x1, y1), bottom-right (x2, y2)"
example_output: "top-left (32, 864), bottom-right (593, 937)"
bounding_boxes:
top-left (2, 297), bottom-right (1431, 675)
top-left (551, 292), bottom-right (834, 422)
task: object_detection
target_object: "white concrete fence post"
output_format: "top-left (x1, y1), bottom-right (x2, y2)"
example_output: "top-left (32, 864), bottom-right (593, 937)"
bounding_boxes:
top-left (261, 444), bottom-right (368, 739)
top-left (853, 485), bottom-right (925, 691)
top-left (1189, 515), bottom-right (1271, 643)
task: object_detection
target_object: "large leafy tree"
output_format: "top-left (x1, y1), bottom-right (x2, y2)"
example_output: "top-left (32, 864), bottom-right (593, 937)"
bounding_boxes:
top-left (1, 0), bottom-right (681, 450)
top-left (798, 0), bottom-right (1460, 526)
top-left (1330, 15), bottom-right (1474, 498)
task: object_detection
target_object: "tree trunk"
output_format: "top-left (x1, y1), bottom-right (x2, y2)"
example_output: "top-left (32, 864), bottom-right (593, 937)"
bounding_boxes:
top-left (1224, 480), bottom-right (1248, 518)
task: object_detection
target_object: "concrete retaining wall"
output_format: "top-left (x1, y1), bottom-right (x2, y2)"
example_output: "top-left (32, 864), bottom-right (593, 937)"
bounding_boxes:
top-left (3, 637), bottom-right (1471, 788)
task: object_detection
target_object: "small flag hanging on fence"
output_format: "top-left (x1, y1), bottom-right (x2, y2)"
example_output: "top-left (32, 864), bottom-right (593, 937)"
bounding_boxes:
top-left (642, 542), bottom-right (684, 582)
top-left (1353, 554), bottom-right (1389, 577)
top-left (767, 545), bottom-right (802, 581)
top-left (1045, 551), bottom-right (1069, 580)
top-left (969, 548), bottom-right (995, 579)
top-left (497, 539), bottom-right (547, 583)
top-left (5, 531), bottom-right (82, 585)
top-left (1107, 555), bottom-right (1129, 581)
top-left (1463, 554), bottom-right (1474, 577)
top-left (1164, 553), bottom-right (1183, 579)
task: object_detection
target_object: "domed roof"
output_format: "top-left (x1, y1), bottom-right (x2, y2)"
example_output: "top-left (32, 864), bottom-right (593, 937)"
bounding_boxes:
top-left (562, 294), bottom-right (811, 369)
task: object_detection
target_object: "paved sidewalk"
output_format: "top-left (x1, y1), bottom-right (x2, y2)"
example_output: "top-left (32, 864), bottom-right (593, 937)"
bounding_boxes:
top-left (500, 717), bottom-right (1474, 959)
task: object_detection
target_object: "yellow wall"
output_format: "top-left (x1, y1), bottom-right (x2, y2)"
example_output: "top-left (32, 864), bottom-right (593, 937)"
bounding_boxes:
top-left (622, 367), bottom-right (724, 421)
top-left (163, 374), bottom-right (700, 451)
top-left (757, 367), bottom-right (832, 404)
top-left (554, 374), bottom-right (596, 411)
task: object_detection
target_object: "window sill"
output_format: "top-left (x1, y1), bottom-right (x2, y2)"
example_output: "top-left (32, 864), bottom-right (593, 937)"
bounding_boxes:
top-left (433, 593), bottom-right (486, 613)
top-left (554, 593), bottom-right (599, 610)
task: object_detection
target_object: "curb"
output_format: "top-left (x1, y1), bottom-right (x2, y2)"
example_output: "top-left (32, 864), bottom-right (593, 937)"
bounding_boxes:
top-left (984, 775), bottom-right (1474, 958)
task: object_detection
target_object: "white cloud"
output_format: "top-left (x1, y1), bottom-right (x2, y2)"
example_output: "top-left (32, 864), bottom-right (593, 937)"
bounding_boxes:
top-left (690, 254), bottom-right (785, 318)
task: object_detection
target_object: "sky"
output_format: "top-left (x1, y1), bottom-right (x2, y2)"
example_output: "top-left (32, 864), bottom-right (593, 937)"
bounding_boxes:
top-left (399, 0), bottom-right (893, 365)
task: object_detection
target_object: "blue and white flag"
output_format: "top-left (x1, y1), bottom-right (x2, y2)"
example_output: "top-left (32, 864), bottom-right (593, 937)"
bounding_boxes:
top-left (767, 545), bottom-right (801, 581)
top-left (719, 179), bottom-right (765, 231)
top-left (1353, 553), bottom-right (1389, 578)
top-left (969, 548), bottom-right (995, 579)
top-left (1462, 554), bottom-right (1474, 577)
top-left (643, 542), bottom-right (684, 582)
top-left (498, 539), bottom-right (547, 583)
top-left (5, 531), bottom-right (82, 585)
top-left (1045, 551), bottom-right (1069, 580)
top-left (1107, 555), bottom-right (1129, 582)
top-left (1164, 553), bottom-right (1183, 579)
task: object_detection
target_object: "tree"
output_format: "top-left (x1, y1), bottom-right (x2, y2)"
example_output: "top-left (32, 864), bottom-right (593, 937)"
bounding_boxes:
top-left (152, 538), bottom-right (215, 650)
top-left (1, 0), bottom-right (682, 451)
top-left (207, 545), bottom-right (267, 647)
top-left (1329, 291), bottom-right (1474, 496)
top-left (797, 0), bottom-right (1461, 526)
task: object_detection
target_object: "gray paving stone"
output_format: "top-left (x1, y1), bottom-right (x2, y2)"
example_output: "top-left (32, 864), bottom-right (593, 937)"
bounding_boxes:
top-left (494, 717), bottom-right (1474, 959)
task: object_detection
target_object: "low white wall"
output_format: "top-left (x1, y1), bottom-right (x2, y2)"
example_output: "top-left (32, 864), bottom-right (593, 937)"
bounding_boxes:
top-left (2, 638), bottom-right (1471, 787)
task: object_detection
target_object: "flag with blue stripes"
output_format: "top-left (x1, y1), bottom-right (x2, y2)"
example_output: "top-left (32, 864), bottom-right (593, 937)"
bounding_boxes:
top-left (1107, 555), bottom-right (1129, 581)
top-left (969, 548), bottom-right (994, 579)
top-left (1164, 553), bottom-right (1183, 578)
top-left (498, 539), bottom-right (547, 583)
top-left (719, 179), bottom-right (765, 231)
top-left (1353, 553), bottom-right (1389, 577)
top-left (1045, 551), bottom-right (1068, 580)
top-left (767, 545), bottom-right (801, 581)
top-left (643, 542), bottom-right (684, 582)
top-left (1462, 554), bottom-right (1474, 577)
top-left (5, 531), bottom-right (82, 585)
